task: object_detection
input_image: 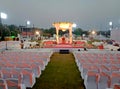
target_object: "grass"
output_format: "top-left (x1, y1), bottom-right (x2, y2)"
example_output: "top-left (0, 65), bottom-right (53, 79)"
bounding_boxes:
top-left (32, 52), bottom-right (85, 89)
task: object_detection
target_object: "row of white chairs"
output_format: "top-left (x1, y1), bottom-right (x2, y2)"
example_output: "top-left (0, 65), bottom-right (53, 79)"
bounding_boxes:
top-left (0, 51), bottom-right (53, 89)
top-left (73, 52), bottom-right (120, 89)
top-left (0, 68), bottom-right (35, 88)
top-left (0, 78), bottom-right (26, 89)
top-left (84, 71), bottom-right (120, 89)
top-left (0, 41), bottom-right (21, 50)
top-left (0, 51), bottom-right (52, 68)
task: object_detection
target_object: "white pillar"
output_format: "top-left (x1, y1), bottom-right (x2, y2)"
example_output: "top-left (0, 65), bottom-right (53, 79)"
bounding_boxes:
top-left (56, 28), bottom-right (59, 44)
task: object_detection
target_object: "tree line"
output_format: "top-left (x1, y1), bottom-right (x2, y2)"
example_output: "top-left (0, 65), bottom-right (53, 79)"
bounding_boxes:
top-left (0, 24), bottom-right (110, 41)
top-left (0, 24), bottom-right (20, 40)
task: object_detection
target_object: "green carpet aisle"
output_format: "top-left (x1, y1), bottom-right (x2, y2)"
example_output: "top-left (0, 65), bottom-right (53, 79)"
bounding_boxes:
top-left (32, 52), bottom-right (85, 89)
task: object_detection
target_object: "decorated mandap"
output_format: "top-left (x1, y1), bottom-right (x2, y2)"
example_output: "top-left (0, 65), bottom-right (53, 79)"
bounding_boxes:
top-left (53, 22), bottom-right (74, 44)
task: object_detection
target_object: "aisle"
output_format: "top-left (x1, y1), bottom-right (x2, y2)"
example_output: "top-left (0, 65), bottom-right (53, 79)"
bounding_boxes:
top-left (32, 52), bottom-right (85, 89)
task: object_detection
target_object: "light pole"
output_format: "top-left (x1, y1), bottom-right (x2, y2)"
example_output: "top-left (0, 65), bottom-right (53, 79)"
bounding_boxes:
top-left (0, 12), bottom-right (7, 24)
top-left (109, 21), bottom-right (113, 30)
top-left (27, 21), bottom-right (30, 26)
top-left (109, 21), bottom-right (113, 38)
top-left (0, 12), bottom-right (8, 50)
top-left (26, 21), bottom-right (30, 38)
top-left (0, 12), bottom-right (7, 38)
top-left (0, 14), bottom-right (2, 24)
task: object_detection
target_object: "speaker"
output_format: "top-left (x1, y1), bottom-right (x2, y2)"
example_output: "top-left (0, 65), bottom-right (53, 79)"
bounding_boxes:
top-left (117, 48), bottom-right (120, 51)
top-left (59, 49), bottom-right (69, 54)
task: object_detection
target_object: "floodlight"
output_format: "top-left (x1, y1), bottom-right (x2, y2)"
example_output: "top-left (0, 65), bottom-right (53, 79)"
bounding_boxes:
top-left (0, 12), bottom-right (7, 19)
top-left (27, 21), bottom-right (30, 25)
top-left (109, 21), bottom-right (112, 26)
top-left (72, 23), bottom-right (77, 28)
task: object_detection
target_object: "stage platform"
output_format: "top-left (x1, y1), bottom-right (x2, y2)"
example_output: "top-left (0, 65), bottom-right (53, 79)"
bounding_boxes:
top-left (43, 44), bottom-right (84, 48)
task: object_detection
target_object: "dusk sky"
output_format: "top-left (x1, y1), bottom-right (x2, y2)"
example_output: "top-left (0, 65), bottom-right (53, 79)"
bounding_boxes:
top-left (0, 0), bottom-right (120, 31)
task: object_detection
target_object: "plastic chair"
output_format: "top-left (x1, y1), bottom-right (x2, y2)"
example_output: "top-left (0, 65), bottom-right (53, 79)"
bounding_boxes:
top-left (98, 72), bottom-right (111, 89)
top-left (84, 71), bottom-right (99, 89)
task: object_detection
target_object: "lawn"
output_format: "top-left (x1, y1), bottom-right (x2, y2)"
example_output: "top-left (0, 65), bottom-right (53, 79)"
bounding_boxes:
top-left (32, 52), bottom-right (85, 89)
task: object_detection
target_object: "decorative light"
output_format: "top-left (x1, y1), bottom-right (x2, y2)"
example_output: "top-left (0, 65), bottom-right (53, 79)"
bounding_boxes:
top-left (62, 28), bottom-right (66, 32)
top-left (59, 23), bottom-right (70, 29)
top-left (53, 22), bottom-right (73, 29)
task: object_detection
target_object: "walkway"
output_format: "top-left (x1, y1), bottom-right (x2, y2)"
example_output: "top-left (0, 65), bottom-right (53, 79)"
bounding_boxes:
top-left (32, 52), bottom-right (85, 89)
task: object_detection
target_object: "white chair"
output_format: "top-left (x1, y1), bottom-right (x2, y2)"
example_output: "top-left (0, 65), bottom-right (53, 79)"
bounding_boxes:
top-left (111, 65), bottom-right (119, 72)
top-left (21, 70), bottom-right (35, 88)
top-left (30, 64), bottom-right (41, 78)
top-left (12, 68), bottom-right (35, 88)
top-left (6, 78), bottom-right (26, 89)
top-left (99, 65), bottom-right (111, 75)
top-left (110, 72), bottom-right (120, 88)
top-left (0, 79), bottom-right (8, 89)
top-left (98, 72), bottom-right (111, 89)
top-left (81, 64), bottom-right (99, 79)
top-left (15, 63), bottom-right (41, 78)
top-left (84, 71), bottom-right (99, 89)
top-left (0, 71), bottom-right (3, 78)
top-left (1, 69), bottom-right (12, 79)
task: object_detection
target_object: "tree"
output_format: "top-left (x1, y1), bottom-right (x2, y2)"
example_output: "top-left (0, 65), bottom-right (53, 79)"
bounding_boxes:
top-left (58, 30), bottom-right (69, 36)
top-left (8, 25), bottom-right (20, 37)
top-left (43, 27), bottom-right (56, 37)
top-left (4, 26), bottom-right (11, 36)
top-left (48, 27), bottom-right (56, 36)
top-left (0, 24), bottom-right (4, 40)
top-left (0, 24), bottom-right (20, 40)
top-left (0, 25), bottom-right (10, 40)
top-left (73, 28), bottom-right (83, 36)
top-left (82, 31), bottom-right (89, 36)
